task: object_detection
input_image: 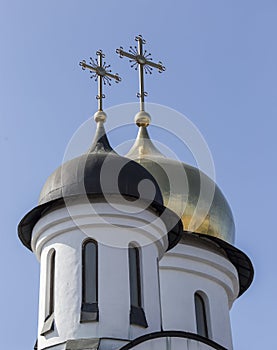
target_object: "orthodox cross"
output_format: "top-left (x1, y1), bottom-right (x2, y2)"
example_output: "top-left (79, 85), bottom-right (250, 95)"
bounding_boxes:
top-left (116, 35), bottom-right (165, 111)
top-left (79, 50), bottom-right (121, 111)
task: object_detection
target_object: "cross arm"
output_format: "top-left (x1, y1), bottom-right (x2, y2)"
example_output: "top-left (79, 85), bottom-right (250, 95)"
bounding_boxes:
top-left (105, 71), bottom-right (121, 82)
top-left (116, 48), bottom-right (137, 61)
top-left (79, 61), bottom-right (97, 72)
top-left (145, 60), bottom-right (165, 72)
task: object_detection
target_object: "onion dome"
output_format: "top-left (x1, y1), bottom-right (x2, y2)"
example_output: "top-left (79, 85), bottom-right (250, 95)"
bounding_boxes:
top-left (126, 112), bottom-right (235, 245)
top-left (126, 112), bottom-right (254, 296)
top-left (18, 111), bottom-right (182, 251)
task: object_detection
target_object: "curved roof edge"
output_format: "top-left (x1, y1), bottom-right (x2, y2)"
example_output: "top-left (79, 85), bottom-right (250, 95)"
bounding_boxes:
top-left (18, 194), bottom-right (183, 252)
top-left (182, 231), bottom-right (254, 297)
top-left (118, 330), bottom-right (227, 350)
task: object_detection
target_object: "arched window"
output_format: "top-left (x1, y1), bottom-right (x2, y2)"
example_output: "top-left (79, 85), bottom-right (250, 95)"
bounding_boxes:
top-left (41, 249), bottom-right (55, 335)
top-left (128, 244), bottom-right (147, 327)
top-left (48, 250), bottom-right (55, 317)
top-left (81, 239), bottom-right (98, 322)
top-left (194, 292), bottom-right (209, 338)
top-left (129, 245), bottom-right (142, 308)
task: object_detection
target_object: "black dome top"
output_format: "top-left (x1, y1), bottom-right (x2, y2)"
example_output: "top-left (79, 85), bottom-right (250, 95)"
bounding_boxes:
top-left (39, 151), bottom-right (163, 205)
top-left (39, 121), bottom-right (163, 205)
top-left (18, 121), bottom-right (182, 251)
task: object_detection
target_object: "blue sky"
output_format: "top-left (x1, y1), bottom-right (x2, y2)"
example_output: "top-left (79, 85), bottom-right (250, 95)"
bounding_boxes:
top-left (1, 1), bottom-right (276, 349)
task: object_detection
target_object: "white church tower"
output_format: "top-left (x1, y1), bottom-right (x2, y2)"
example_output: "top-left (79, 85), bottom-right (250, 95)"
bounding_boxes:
top-left (126, 119), bottom-right (253, 350)
top-left (18, 37), bottom-right (253, 350)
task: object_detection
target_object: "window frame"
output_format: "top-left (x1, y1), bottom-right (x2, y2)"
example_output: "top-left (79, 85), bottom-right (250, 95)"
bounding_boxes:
top-left (128, 244), bottom-right (148, 328)
top-left (80, 239), bottom-right (99, 322)
top-left (41, 249), bottom-right (56, 336)
top-left (194, 292), bottom-right (209, 338)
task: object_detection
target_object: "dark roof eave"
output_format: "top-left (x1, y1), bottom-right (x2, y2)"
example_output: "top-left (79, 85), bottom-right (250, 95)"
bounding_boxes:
top-left (182, 231), bottom-right (254, 297)
top-left (18, 194), bottom-right (183, 252)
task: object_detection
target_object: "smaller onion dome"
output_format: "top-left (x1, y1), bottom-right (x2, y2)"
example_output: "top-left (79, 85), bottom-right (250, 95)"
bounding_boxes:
top-left (126, 124), bottom-right (235, 245)
top-left (18, 112), bottom-right (182, 251)
top-left (126, 120), bottom-right (254, 296)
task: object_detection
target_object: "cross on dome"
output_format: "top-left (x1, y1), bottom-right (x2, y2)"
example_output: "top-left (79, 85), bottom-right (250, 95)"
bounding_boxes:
top-left (116, 35), bottom-right (165, 113)
top-left (79, 50), bottom-right (121, 115)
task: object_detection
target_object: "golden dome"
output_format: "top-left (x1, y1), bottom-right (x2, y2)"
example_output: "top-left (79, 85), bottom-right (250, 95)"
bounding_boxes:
top-left (126, 126), bottom-right (235, 244)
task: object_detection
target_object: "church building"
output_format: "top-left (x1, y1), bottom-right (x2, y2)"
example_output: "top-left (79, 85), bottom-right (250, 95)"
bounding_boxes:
top-left (18, 36), bottom-right (253, 350)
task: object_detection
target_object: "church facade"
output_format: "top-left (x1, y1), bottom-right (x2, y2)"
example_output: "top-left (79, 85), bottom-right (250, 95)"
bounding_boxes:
top-left (18, 36), bottom-right (253, 350)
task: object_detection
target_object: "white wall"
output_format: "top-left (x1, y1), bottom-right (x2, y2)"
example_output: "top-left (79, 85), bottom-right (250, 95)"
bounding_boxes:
top-left (159, 236), bottom-right (239, 350)
top-left (32, 197), bottom-right (169, 350)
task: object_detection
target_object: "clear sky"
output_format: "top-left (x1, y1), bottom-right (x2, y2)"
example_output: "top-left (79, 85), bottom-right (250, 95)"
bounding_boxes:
top-left (1, 1), bottom-right (276, 349)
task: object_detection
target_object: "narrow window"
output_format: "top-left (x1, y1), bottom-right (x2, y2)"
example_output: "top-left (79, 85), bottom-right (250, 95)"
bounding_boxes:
top-left (48, 250), bottom-right (55, 317)
top-left (81, 239), bottom-right (98, 322)
top-left (41, 249), bottom-right (55, 335)
top-left (129, 244), bottom-right (148, 327)
top-left (195, 292), bottom-right (209, 338)
top-left (129, 246), bottom-right (142, 308)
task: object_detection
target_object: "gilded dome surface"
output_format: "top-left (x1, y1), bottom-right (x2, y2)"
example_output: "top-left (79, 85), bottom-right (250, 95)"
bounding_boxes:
top-left (126, 126), bottom-right (235, 244)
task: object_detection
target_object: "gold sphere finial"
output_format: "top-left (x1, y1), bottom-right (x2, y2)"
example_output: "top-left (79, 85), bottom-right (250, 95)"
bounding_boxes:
top-left (134, 110), bottom-right (151, 127)
top-left (94, 110), bottom-right (107, 123)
